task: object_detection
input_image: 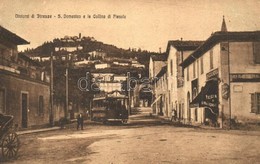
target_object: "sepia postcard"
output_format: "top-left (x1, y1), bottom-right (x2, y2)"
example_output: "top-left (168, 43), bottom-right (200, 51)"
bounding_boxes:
top-left (0, 0), bottom-right (259, 163)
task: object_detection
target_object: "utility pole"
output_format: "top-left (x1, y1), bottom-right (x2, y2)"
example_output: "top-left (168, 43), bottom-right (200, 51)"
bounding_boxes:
top-left (86, 72), bottom-right (91, 111)
top-left (127, 72), bottom-right (131, 116)
top-left (227, 37), bottom-right (232, 130)
top-left (50, 52), bottom-right (54, 126)
top-left (65, 59), bottom-right (69, 119)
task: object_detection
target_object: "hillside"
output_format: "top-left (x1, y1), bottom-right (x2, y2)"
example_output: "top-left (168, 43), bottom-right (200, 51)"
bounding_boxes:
top-left (23, 35), bottom-right (160, 68)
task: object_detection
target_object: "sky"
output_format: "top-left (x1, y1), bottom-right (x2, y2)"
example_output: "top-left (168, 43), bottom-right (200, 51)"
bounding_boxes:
top-left (0, 0), bottom-right (260, 52)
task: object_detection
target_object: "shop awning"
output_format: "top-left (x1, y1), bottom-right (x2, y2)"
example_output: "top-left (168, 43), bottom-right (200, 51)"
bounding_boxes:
top-left (151, 95), bottom-right (162, 106)
top-left (190, 80), bottom-right (218, 108)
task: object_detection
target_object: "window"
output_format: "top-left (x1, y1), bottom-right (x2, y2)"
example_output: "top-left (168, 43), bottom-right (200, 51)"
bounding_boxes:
top-left (168, 92), bottom-right (171, 104)
top-left (210, 49), bottom-right (213, 69)
top-left (200, 57), bottom-right (204, 74)
top-left (39, 96), bottom-right (44, 116)
top-left (253, 42), bottom-right (260, 64)
top-left (181, 103), bottom-right (184, 119)
top-left (193, 62), bottom-right (196, 78)
top-left (178, 103), bottom-right (181, 118)
top-left (0, 89), bottom-right (5, 113)
top-left (195, 108), bottom-right (198, 121)
top-left (170, 59), bottom-right (173, 75)
top-left (187, 66), bottom-right (189, 81)
top-left (192, 88), bottom-right (198, 100)
top-left (251, 93), bottom-right (260, 114)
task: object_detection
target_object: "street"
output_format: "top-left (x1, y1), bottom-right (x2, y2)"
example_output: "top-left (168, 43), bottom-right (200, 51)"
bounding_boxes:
top-left (7, 107), bottom-right (260, 164)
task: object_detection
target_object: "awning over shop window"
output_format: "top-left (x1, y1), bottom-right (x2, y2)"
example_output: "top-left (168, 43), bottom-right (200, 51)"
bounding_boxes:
top-left (190, 80), bottom-right (218, 108)
top-left (151, 95), bottom-right (162, 106)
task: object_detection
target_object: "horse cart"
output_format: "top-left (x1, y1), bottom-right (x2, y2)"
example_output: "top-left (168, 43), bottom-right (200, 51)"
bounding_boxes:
top-left (0, 114), bottom-right (20, 161)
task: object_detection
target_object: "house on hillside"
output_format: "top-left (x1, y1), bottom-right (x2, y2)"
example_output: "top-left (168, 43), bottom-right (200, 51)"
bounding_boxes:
top-left (95, 63), bottom-right (110, 69)
top-left (131, 60), bottom-right (145, 68)
top-left (89, 50), bottom-right (106, 60)
top-left (0, 26), bottom-right (51, 129)
top-left (92, 73), bottom-right (115, 82)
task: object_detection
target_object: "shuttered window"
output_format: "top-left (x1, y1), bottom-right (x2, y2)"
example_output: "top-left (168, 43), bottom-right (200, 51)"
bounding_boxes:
top-left (39, 96), bottom-right (44, 116)
top-left (253, 42), bottom-right (260, 64)
top-left (200, 57), bottom-right (204, 74)
top-left (170, 60), bottom-right (173, 75)
top-left (0, 89), bottom-right (5, 113)
top-left (187, 66), bottom-right (189, 81)
top-left (210, 49), bottom-right (214, 69)
top-left (193, 62), bottom-right (196, 78)
top-left (251, 93), bottom-right (260, 114)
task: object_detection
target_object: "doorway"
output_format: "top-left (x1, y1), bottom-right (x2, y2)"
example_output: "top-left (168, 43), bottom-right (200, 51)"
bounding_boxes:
top-left (22, 93), bottom-right (28, 128)
top-left (187, 92), bottom-right (191, 122)
top-left (0, 89), bottom-right (5, 113)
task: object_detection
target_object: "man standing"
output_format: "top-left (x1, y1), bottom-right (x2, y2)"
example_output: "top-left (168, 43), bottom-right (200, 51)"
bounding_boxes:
top-left (170, 110), bottom-right (176, 122)
top-left (77, 113), bottom-right (84, 130)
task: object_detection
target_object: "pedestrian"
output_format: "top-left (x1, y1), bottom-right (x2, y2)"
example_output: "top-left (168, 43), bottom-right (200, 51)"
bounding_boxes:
top-left (77, 113), bottom-right (84, 130)
top-left (86, 110), bottom-right (89, 120)
top-left (170, 109), bottom-right (176, 122)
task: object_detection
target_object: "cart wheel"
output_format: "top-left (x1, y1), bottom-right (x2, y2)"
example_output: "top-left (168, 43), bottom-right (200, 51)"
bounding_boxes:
top-left (1, 132), bottom-right (20, 160)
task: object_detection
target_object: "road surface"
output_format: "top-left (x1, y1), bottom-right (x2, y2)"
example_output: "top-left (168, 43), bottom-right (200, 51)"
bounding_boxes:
top-left (5, 107), bottom-right (260, 164)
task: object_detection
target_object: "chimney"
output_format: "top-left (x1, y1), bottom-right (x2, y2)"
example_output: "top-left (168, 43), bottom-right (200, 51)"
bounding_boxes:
top-left (79, 33), bottom-right (81, 39)
top-left (181, 37), bottom-right (183, 41)
top-left (159, 47), bottom-right (161, 53)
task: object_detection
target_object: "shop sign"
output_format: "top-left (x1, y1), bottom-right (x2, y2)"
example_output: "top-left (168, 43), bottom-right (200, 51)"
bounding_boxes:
top-left (230, 73), bottom-right (260, 82)
top-left (221, 83), bottom-right (229, 100)
top-left (206, 69), bottom-right (219, 81)
top-left (201, 94), bottom-right (218, 108)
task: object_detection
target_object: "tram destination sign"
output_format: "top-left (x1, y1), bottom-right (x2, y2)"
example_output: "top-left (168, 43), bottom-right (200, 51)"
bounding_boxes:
top-left (230, 73), bottom-right (260, 82)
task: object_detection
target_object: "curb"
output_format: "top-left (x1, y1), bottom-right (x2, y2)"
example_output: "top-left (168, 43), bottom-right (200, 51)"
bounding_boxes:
top-left (17, 127), bottom-right (60, 135)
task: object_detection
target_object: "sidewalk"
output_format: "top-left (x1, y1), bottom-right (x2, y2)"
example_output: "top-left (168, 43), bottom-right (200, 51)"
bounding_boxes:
top-left (17, 119), bottom-right (94, 135)
top-left (17, 126), bottom-right (61, 135)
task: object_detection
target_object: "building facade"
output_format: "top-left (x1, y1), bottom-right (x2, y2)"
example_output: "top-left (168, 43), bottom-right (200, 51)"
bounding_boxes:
top-left (0, 26), bottom-right (51, 128)
top-left (181, 31), bottom-right (260, 127)
top-left (151, 66), bottom-right (168, 115)
top-left (149, 54), bottom-right (167, 114)
top-left (166, 40), bottom-right (204, 118)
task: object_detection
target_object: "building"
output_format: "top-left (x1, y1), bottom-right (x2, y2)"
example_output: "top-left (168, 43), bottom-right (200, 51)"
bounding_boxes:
top-left (151, 66), bottom-right (168, 115)
top-left (149, 54), bottom-right (167, 79)
top-left (74, 59), bottom-right (93, 66)
top-left (92, 73), bottom-right (115, 82)
top-left (95, 63), bottom-right (110, 69)
top-left (88, 50), bottom-right (106, 60)
top-left (92, 73), bottom-right (127, 93)
top-left (0, 26), bottom-right (51, 128)
top-left (132, 63), bottom-right (145, 68)
top-left (180, 18), bottom-right (260, 127)
top-left (149, 54), bottom-right (167, 113)
top-left (114, 75), bottom-right (127, 82)
top-left (166, 40), bottom-right (204, 118)
top-left (98, 82), bottom-right (122, 93)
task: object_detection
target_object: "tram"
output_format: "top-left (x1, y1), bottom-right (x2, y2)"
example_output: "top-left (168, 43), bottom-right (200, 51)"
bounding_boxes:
top-left (91, 91), bottom-right (129, 124)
